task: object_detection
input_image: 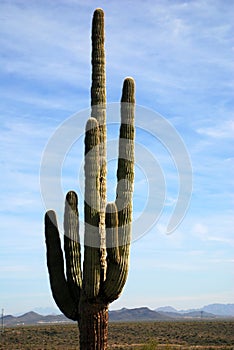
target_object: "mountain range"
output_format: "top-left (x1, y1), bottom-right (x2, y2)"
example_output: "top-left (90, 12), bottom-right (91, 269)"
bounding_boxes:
top-left (155, 303), bottom-right (234, 316)
top-left (3, 304), bottom-right (233, 326)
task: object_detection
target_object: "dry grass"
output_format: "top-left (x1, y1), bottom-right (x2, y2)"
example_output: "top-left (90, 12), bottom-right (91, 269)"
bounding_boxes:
top-left (0, 320), bottom-right (233, 350)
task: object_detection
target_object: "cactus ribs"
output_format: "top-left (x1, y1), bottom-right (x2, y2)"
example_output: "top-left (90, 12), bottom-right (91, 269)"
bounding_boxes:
top-left (44, 9), bottom-right (135, 350)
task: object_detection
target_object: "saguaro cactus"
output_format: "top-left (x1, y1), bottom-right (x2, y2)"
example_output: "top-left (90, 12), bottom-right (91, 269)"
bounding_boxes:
top-left (44, 8), bottom-right (135, 349)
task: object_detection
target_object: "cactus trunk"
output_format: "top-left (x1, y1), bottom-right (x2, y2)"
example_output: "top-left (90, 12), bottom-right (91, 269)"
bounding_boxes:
top-left (91, 8), bottom-right (107, 282)
top-left (44, 8), bottom-right (135, 349)
top-left (79, 301), bottom-right (108, 350)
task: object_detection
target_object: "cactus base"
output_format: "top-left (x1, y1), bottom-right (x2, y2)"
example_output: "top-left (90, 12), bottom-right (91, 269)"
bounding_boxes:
top-left (79, 298), bottom-right (108, 350)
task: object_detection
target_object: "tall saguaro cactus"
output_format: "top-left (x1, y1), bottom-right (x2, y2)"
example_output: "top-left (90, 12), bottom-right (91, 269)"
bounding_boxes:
top-left (44, 8), bottom-right (135, 349)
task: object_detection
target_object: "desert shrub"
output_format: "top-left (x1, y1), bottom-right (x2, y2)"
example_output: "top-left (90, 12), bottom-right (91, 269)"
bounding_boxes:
top-left (141, 339), bottom-right (158, 349)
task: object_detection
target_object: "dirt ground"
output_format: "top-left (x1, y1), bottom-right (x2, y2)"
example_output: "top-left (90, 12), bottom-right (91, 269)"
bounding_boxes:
top-left (0, 319), bottom-right (233, 349)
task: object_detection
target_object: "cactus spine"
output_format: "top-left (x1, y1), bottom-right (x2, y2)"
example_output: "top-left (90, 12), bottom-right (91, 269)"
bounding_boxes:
top-left (44, 8), bottom-right (135, 349)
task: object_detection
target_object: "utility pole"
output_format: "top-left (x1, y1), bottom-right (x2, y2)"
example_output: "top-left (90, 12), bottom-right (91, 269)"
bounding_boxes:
top-left (1, 308), bottom-right (4, 333)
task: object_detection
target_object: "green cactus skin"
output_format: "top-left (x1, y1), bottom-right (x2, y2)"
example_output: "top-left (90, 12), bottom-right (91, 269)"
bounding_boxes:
top-left (44, 8), bottom-right (135, 350)
top-left (91, 8), bottom-right (107, 282)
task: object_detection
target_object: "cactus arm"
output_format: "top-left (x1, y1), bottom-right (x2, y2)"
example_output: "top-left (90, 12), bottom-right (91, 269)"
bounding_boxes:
top-left (116, 77), bottom-right (135, 288)
top-left (64, 191), bottom-right (82, 303)
top-left (117, 77), bottom-right (135, 234)
top-left (44, 210), bottom-right (78, 320)
top-left (101, 202), bottom-right (121, 301)
top-left (83, 118), bottom-right (101, 299)
top-left (91, 8), bottom-right (107, 281)
top-left (105, 203), bottom-right (120, 264)
top-left (101, 78), bottom-right (135, 303)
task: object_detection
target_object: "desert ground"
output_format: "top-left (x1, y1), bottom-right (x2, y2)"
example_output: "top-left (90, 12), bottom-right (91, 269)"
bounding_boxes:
top-left (0, 320), bottom-right (233, 350)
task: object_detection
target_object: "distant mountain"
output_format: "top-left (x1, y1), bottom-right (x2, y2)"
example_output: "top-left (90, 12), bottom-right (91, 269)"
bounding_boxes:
top-left (3, 312), bottom-right (72, 326)
top-left (3, 304), bottom-right (233, 326)
top-left (201, 304), bottom-right (234, 316)
top-left (156, 303), bottom-right (234, 317)
top-left (3, 308), bottom-right (170, 326)
top-left (109, 307), bottom-right (170, 322)
top-left (33, 307), bottom-right (59, 316)
top-left (181, 311), bottom-right (216, 318)
top-left (155, 310), bottom-right (216, 319)
top-left (156, 306), bottom-right (178, 313)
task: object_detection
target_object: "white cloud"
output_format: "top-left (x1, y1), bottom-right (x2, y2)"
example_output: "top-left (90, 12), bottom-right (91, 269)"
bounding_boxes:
top-left (191, 217), bottom-right (234, 245)
top-left (196, 120), bottom-right (234, 139)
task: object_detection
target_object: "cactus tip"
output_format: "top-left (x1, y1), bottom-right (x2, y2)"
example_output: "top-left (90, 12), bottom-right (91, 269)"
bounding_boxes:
top-left (121, 77), bottom-right (135, 103)
top-left (45, 209), bottom-right (56, 221)
top-left (66, 191), bottom-right (78, 208)
top-left (45, 210), bottom-right (58, 233)
top-left (123, 77), bottom-right (135, 89)
top-left (94, 8), bottom-right (104, 15)
top-left (105, 202), bottom-right (118, 228)
top-left (86, 117), bottom-right (99, 131)
top-left (93, 8), bottom-right (104, 21)
top-left (124, 76), bottom-right (135, 83)
top-left (106, 202), bottom-right (117, 214)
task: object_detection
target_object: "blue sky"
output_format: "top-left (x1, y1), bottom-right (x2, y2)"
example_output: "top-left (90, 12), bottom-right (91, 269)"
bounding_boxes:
top-left (0, 0), bottom-right (233, 315)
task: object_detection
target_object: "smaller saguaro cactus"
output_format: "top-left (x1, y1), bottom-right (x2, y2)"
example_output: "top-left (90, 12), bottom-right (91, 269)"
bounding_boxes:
top-left (44, 8), bottom-right (135, 350)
